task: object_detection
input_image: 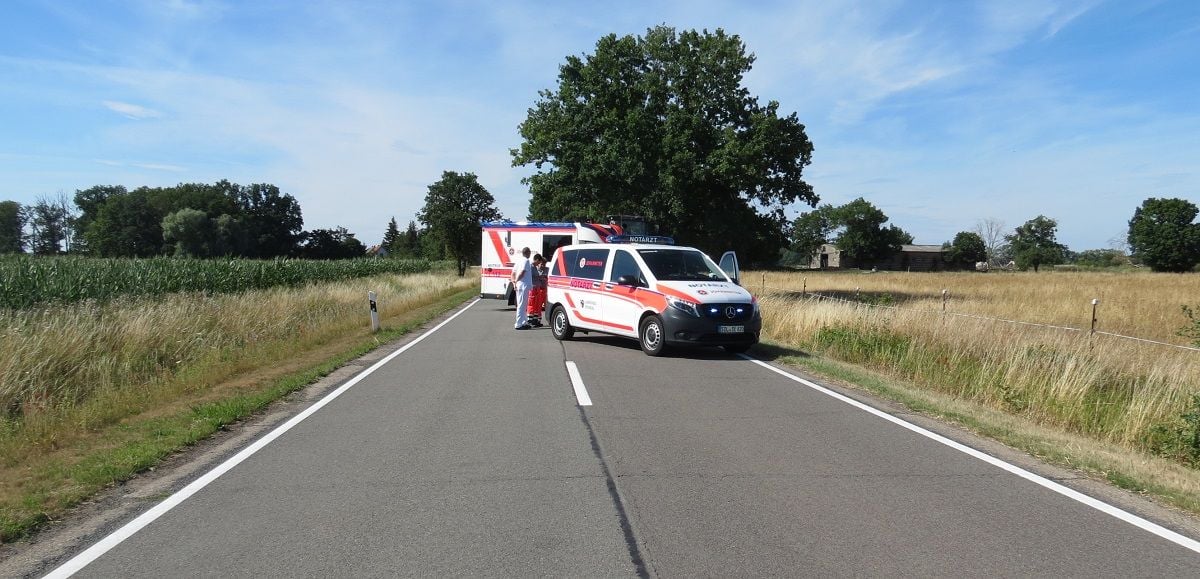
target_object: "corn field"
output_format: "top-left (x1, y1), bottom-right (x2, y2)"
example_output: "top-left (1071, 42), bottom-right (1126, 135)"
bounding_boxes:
top-left (0, 256), bottom-right (435, 309)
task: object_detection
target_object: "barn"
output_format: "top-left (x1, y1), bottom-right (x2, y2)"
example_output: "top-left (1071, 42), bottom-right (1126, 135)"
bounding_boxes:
top-left (810, 244), bottom-right (947, 272)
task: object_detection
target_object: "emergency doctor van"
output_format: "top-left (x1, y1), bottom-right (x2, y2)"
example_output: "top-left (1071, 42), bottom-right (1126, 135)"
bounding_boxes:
top-left (544, 236), bottom-right (761, 356)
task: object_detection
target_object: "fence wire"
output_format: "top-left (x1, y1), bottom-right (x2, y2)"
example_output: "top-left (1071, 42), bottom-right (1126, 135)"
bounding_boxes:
top-left (761, 285), bottom-right (1200, 354)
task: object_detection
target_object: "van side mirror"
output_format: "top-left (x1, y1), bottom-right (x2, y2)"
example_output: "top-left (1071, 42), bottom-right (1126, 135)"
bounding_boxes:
top-left (616, 274), bottom-right (640, 287)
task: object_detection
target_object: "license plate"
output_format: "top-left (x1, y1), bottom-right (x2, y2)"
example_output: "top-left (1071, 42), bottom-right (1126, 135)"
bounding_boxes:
top-left (718, 325), bottom-right (745, 334)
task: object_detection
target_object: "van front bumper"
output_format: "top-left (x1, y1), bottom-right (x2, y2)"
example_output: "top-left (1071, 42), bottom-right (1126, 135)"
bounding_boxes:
top-left (662, 308), bottom-right (761, 347)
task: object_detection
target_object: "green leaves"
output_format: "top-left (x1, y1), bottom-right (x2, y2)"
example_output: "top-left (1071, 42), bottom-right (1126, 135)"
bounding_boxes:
top-left (1127, 198), bottom-right (1200, 273)
top-left (417, 171), bottom-right (502, 276)
top-left (1006, 215), bottom-right (1066, 272)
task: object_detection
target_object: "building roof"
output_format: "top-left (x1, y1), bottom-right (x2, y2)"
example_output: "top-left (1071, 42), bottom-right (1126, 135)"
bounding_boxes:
top-left (901, 244), bottom-right (945, 253)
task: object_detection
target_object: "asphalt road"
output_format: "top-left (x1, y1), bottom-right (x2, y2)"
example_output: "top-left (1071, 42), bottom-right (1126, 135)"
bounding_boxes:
top-left (44, 299), bottom-right (1200, 577)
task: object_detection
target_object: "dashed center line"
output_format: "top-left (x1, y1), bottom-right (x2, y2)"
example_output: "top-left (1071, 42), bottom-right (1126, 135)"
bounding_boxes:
top-left (565, 361), bottom-right (592, 406)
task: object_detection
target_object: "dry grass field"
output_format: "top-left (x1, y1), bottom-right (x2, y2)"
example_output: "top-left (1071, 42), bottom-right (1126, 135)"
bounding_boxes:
top-left (752, 269), bottom-right (1200, 466)
top-left (0, 270), bottom-right (476, 541)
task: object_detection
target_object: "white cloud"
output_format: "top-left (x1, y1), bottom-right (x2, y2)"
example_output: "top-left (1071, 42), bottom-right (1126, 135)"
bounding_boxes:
top-left (102, 100), bottom-right (163, 120)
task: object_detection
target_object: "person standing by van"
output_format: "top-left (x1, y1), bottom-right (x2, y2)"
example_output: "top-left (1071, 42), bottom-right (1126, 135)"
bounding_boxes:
top-left (512, 247), bottom-right (533, 330)
top-left (527, 253), bottom-right (548, 326)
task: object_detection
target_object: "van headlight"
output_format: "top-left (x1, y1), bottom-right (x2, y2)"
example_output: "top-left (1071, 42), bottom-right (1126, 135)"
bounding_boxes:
top-left (667, 296), bottom-right (700, 317)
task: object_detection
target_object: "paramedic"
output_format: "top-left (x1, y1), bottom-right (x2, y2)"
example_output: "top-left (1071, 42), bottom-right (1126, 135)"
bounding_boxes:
top-left (527, 253), bottom-right (548, 326)
top-left (512, 247), bottom-right (534, 330)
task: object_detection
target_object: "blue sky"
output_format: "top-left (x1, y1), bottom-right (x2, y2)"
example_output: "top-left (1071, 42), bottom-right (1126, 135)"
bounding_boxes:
top-left (1, 0), bottom-right (1197, 251)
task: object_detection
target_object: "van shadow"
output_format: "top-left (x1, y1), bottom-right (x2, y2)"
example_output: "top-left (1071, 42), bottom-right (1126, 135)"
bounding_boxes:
top-left (570, 333), bottom-right (790, 361)
top-left (746, 342), bottom-right (812, 362)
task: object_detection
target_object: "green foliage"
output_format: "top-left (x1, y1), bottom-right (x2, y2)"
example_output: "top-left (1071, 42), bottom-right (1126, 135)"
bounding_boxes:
top-left (25, 195), bottom-right (74, 255)
top-left (162, 208), bottom-right (213, 257)
top-left (299, 227), bottom-right (367, 260)
top-left (1180, 305), bottom-right (1200, 347)
top-left (942, 231), bottom-right (987, 268)
top-left (0, 201), bottom-right (23, 254)
top-left (829, 198), bottom-right (912, 264)
top-left (1146, 393), bottom-right (1200, 465)
top-left (512, 26), bottom-right (816, 265)
top-left (790, 206), bottom-right (835, 258)
top-left (76, 181), bottom-right (303, 259)
top-left (814, 323), bottom-right (911, 363)
top-left (1072, 248), bottom-right (1130, 268)
top-left (1127, 197), bottom-right (1200, 273)
top-left (382, 217), bottom-right (401, 254)
top-left (0, 255), bottom-right (433, 309)
top-left (417, 171), bottom-right (501, 275)
top-left (1006, 215), bottom-right (1066, 272)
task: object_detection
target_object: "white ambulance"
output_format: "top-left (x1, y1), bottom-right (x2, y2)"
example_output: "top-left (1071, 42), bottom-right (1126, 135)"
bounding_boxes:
top-left (479, 217), bottom-right (646, 302)
top-left (544, 236), bottom-right (761, 356)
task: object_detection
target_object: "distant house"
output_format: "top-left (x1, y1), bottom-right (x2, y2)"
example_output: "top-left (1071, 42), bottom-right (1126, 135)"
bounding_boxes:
top-left (811, 244), bottom-right (946, 272)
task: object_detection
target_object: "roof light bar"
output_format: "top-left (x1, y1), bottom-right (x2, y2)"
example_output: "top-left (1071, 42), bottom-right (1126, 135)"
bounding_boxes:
top-left (605, 234), bottom-right (675, 245)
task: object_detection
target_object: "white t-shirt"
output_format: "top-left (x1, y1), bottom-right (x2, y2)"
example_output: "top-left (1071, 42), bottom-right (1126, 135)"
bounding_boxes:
top-left (514, 256), bottom-right (533, 286)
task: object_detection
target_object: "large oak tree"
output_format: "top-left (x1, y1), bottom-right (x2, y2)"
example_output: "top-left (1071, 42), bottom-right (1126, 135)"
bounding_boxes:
top-left (512, 26), bottom-right (816, 264)
top-left (417, 171), bottom-right (502, 276)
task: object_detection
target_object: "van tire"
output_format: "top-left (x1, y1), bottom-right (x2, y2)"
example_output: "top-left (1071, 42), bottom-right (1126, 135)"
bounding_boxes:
top-left (551, 305), bottom-right (574, 340)
top-left (639, 315), bottom-right (667, 356)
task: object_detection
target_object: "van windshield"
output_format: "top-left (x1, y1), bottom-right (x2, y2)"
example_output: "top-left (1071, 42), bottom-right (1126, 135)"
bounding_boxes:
top-left (637, 248), bottom-right (728, 282)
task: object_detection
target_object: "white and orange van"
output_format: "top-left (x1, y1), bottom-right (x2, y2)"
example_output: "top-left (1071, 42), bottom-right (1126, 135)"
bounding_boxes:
top-left (545, 236), bottom-right (761, 356)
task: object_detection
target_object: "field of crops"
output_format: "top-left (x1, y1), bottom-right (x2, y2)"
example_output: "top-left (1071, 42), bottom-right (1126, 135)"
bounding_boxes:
top-left (0, 256), bottom-right (435, 309)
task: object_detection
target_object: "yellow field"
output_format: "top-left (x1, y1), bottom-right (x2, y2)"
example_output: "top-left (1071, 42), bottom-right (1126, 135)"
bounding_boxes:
top-left (753, 269), bottom-right (1200, 345)
top-left (751, 269), bottom-right (1200, 461)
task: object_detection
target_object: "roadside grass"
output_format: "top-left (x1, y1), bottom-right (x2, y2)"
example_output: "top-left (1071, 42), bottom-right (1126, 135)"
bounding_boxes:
top-left (750, 267), bottom-right (1200, 515)
top-left (0, 272), bottom-right (477, 542)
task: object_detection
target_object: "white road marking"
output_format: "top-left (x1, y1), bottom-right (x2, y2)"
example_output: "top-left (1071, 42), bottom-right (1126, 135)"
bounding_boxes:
top-left (44, 299), bottom-right (482, 579)
top-left (566, 361), bottom-right (592, 406)
top-left (739, 354), bottom-right (1200, 555)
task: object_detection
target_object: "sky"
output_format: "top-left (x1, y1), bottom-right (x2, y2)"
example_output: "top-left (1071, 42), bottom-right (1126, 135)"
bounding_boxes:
top-left (1, 0), bottom-right (1197, 251)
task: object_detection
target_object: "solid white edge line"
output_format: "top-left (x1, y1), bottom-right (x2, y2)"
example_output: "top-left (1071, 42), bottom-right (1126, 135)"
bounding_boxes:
top-left (44, 299), bottom-right (482, 579)
top-left (737, 353), bottom-right (1200, 555)
top-left (565, 361), bottom-right (592, 406)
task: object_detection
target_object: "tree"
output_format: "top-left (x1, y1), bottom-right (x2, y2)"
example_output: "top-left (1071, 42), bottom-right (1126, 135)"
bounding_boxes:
top-left (0, 201), bottom-right (24, 253)
top-left (401, 220), bottom-right (421, 257)
top-left (1073, 248), bottom-right (1129, 268)
top-left (1007, 215), bottom-right (1066, 272)
top-left (512, 26), bottom-right (816, 265)
top-left (25, 194), bottom-right (75, 255)
top-left (299, 227), bottom-right (366, 260)
top-left (973, 217), bottom-right (1007, 265)
top-left (86, 188), bottom-right (164, 257)
top-left (942, 232), bottom-right (987, 269)
top-left (1127, 197), bottom-right (1200, 273)
top-left (417, 171), bottom-right (502, 275)
top-left (236, 183), bottom-right (304, 257)
top-left (382, 217), bottom-right (401, 255)
top-left (72, 185), bottom-right (127, 254)
top-left (790, 206), bottom-right (836, 259)
top-left (829, 198), bottom-right (912, 264)
top-left (162, 208), bottom-right (214, 257)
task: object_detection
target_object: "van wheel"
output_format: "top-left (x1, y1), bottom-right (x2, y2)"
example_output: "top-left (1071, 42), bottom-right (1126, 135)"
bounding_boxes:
top-left (639, 315), bottom-right (667, 356)
top-left (723, 343), bottom-right (752, 354)
top-left (551, 305), bottom-right (574, 340)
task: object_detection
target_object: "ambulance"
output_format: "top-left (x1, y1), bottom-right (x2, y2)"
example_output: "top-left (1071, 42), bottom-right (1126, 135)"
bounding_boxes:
top-left (544, 236), bottom-right (761, 356)
top-left (479, 216), bottom-right (646, 302)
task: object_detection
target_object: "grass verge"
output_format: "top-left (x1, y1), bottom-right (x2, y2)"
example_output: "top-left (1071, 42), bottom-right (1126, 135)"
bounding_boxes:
top-left (754, 340), bottom-right (1200, 516)
top-left (0, 286), bottom-right (476, 543)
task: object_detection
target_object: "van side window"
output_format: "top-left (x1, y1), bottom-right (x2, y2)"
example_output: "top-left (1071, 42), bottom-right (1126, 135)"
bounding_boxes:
top-left (609, 250), bottom-right (646, 286)
top-left (567, 248), bottom-right (609, 280)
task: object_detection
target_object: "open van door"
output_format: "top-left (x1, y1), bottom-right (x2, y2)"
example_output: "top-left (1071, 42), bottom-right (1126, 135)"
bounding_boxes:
top-left (718, 251), bottom-right (740, 285)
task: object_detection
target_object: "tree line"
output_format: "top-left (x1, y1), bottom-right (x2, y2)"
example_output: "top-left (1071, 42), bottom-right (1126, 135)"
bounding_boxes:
top-left (787, 197), bottom-right (1200, 273)
top-left (0, 181), bottom-right (370, 260)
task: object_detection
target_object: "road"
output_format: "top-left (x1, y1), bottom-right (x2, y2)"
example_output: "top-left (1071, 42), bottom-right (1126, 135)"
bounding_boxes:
top-left (41, 299), bottom-right (1200, 577)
